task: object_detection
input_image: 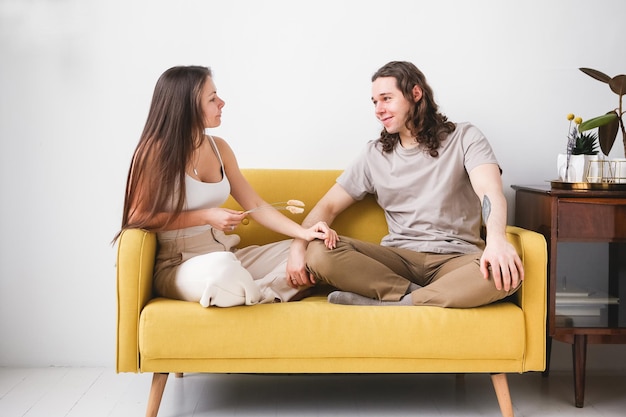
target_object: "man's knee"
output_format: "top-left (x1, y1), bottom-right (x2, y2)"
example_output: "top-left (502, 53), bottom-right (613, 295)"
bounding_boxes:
top-left (305, 240), bottom-right (330, 271)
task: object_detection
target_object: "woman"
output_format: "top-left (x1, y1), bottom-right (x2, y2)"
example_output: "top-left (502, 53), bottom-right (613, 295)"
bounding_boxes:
top-left (116, 65), bottom-right (335, 307)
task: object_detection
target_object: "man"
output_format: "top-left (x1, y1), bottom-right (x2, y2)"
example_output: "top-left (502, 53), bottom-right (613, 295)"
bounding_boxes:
top-left (286, 61), bottom-right (523, 307)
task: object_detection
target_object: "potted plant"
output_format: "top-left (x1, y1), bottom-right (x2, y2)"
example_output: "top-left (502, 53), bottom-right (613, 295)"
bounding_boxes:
top-left (558, 114), bottom-right (600, 182)
top-left (577, 67), bottom-right (626, 157)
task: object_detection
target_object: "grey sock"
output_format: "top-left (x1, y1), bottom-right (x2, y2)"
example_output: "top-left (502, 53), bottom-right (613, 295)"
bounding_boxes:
top-left (327, 291), bottom-right (413, 306)
top-left (407, 282), bottom-right (421, 293)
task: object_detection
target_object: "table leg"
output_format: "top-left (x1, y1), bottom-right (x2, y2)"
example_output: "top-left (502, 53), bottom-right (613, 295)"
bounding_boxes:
top-left (572, 334), bottom-right (587, 408)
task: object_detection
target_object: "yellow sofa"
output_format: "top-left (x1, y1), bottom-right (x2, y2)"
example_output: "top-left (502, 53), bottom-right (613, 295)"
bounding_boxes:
top-left (116, 169), bottom-right (547, 417)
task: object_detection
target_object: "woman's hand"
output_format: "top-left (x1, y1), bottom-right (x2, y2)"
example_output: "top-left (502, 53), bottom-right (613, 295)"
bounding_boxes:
top-left (206, 208), bottom-right (247, 232)
top-left (302, 221), bottom-right (338, 249)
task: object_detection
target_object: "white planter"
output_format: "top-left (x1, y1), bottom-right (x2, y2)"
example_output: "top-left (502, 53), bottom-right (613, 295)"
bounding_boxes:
top-left (557, 154), bottom-right (588, 182)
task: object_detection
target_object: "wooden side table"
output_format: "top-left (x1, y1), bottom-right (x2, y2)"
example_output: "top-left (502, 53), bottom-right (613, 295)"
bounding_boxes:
top-left (512, 184), bottom-right (626, 408)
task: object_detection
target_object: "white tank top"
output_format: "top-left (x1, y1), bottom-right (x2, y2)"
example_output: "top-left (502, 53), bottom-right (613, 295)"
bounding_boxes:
top-left (158, 135), bottom-right (231, 240)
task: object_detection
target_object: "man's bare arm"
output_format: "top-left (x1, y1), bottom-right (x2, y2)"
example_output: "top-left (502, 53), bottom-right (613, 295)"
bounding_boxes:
top-left (469, 164), bottom-right (524, 291)
top-left (287, 183), bottom-right (356, 287)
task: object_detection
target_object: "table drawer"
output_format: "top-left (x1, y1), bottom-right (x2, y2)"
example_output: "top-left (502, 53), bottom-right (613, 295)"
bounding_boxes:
top-left (557, 199), bottom-right (626, 240)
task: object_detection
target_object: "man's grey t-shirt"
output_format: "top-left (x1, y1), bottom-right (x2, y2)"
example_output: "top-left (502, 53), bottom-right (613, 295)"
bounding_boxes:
top-left (337, 122), bottom-right (499, 255)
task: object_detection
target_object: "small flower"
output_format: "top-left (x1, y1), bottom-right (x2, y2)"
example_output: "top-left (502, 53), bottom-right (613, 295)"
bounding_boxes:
top-left (562, 113), bottom-right (600, 181)
top-left (286, 199), bottom-right (305, 207)
top-left (285, 206), bottom-right (305, 214)
top-left (564, 113), bottom-right (599, 156)
top-left (244, 199), bottom-right (306, 215)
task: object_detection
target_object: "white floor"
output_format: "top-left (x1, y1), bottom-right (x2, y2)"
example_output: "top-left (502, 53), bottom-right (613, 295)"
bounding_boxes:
top-left (1, 368), bottom-right (625, 417)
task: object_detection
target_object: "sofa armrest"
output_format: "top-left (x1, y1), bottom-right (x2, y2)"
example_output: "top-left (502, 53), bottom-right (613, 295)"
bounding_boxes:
top-left (116, 228), bottom-right (157, 373)
top-left (505, 225), bottom-right (547, 371)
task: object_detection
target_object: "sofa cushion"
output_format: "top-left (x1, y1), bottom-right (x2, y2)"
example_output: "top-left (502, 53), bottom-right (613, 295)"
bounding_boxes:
top-left (139, 296), bottom-right (525, 362)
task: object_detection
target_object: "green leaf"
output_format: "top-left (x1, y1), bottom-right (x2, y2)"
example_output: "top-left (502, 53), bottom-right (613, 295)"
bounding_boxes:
top-left (580, 67), bottom-right (611, 84)
top-left (579, 113), bottom-right (618, 131)
top-left (609, 74), bottom-right (626, 96)
top-left (598, 117), bottom-right (620, 155)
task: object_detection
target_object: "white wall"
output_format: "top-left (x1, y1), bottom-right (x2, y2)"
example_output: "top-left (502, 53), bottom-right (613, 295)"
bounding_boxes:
top-left (1, 0), bottom-right (625, 368)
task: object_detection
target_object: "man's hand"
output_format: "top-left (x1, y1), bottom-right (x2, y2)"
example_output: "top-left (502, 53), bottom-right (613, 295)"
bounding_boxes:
top-left (284, 183), bottom-right (353, 289)
top-left (286, 240), bottom-right (317, 289)
top-left (480, 237), bottom-right (524, 291)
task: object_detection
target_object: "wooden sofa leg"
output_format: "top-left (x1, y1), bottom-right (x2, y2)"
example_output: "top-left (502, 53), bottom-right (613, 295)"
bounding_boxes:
top-left (175, 373), bottom-right (184, 378)
top-left (491, 373), bottom-right (514, 417)
top-left (146, 373), bottom-right (169, 417)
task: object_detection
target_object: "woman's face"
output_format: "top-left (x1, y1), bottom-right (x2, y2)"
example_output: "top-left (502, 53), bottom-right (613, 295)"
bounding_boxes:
top-left (371, 76), bottom-right (416, 138)
top-left (200, 76), bottom-right (225, 128)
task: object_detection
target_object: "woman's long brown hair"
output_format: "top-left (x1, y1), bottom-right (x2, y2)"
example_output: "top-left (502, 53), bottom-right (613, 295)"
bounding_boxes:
top-left (113, 66), bottom-right (211, 242)
top-left (373, 61), bottom-right (455, 157)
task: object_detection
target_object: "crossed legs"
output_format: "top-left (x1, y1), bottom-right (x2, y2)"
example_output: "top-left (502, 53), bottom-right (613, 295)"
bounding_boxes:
top-left (305, 237), bottom-right (519, 308)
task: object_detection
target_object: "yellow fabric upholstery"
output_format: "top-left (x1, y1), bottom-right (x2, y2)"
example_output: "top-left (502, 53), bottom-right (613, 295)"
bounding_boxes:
top-left (117, 169), bottom-right (547, 377)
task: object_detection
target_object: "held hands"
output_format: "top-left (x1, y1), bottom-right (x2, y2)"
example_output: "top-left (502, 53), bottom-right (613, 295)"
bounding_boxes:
top-left (207, 205), bottom-right (339, 288)
top-left (286, 223), bottom-right (339, 289)
top-left (303, 221), bottom-right (338, 249)
top-left (480, 237), bottom-right (525, 291)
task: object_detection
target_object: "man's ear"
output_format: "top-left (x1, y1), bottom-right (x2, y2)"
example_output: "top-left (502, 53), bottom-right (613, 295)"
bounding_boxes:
top-left (412, 85), bottom-right (423, 102)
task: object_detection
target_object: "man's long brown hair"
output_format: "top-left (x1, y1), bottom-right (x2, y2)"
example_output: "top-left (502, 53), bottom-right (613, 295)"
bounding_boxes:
top-left (114, 66), bottom-right (211, 242)
top-left (373, 61), bottom-right (455, 157)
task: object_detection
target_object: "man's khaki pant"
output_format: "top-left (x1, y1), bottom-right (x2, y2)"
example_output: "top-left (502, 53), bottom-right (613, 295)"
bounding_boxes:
top-left (306, 237), bottom-right (519, 308)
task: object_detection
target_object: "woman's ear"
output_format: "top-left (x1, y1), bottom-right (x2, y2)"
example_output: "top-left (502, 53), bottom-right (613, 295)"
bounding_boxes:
top-left (412, 85), bottom-right (423, 102)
